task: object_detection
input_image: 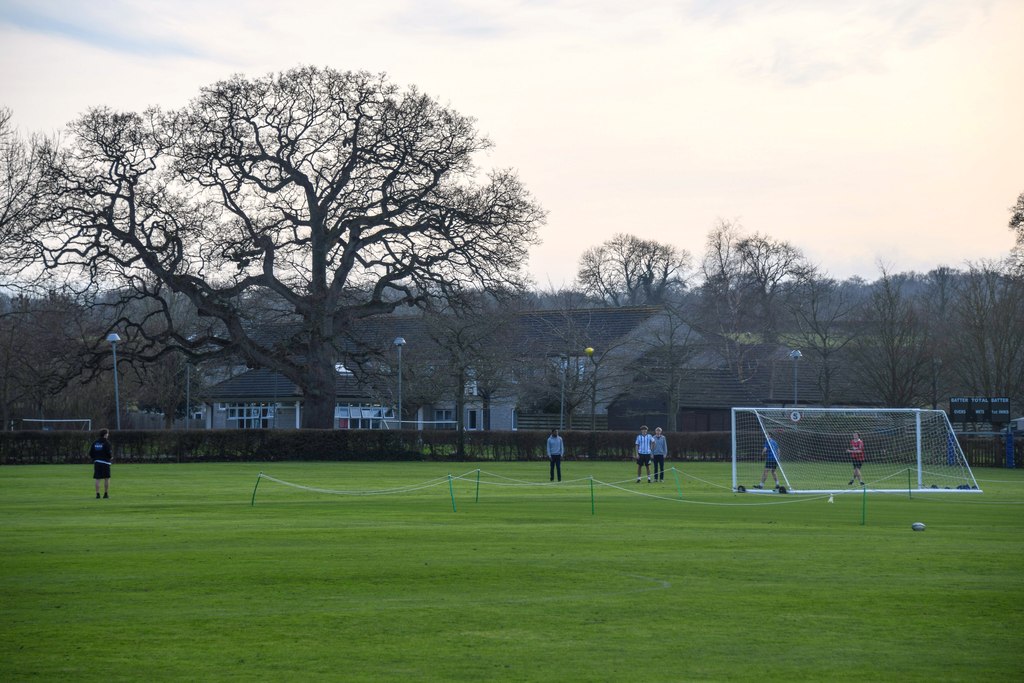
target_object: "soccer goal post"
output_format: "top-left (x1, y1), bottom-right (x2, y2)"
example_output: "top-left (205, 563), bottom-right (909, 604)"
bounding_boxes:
top-left (731, 407), bottom-right (981, 494)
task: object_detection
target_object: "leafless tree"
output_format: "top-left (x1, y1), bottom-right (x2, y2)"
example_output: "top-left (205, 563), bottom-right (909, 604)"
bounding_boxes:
top-left (0, 291), bottom-right (100, 428)
top-left (0, 108), bottom-right (52, 281)
top-left (126, 292), bottom-right (209, 428)
top-left (1009, 191), bottom-right (1024, 244)
top-left (512, 308), bottom-right (598, 428)
top-left (415, 295), bottom-right (523, 454)
top-left (947, 261), bottom-right (1024, 408)
top-left (627, 299), bottom-right (705, 430)
top-left (850, 268), bottom-right (931, 407)
top-left (734, 232), bottom-right (814, 343)
top-left (697, 220), bottom-right (752, 380)
top-left (789, 276), bottom-right (861, 406)
top-left (15, 68), bottom-right (544, 428)
top-left (915, 266), bottom-right (962, 404)
top-left (577, 233), bottom-right (691, 306)
top-left (697, 220), bottom-right (812, 381)
top-left (1009, 191), bottom-right (1024, 274)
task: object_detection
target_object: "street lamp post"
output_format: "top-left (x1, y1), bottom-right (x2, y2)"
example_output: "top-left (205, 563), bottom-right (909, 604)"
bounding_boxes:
top-left (559, 353), bottom-right (567, 430)
top-left (585, 348), bottom-right (598, 458)
top-left (585, 347), bottom-right (597, 450)
top-left (185, 363), bottom-right (191, 431)
top-left (107, 333), bottom-right (122, 430)
top-left (931, 357), bottom-right (942, 410)
top-left (789, 349), bottom-right (802, 408)
top-left (394, 337), bottom-right (406, 429)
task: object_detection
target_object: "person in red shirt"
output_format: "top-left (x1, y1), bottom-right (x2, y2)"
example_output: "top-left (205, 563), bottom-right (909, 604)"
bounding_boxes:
top-left (847, 432), bottom-right (865, 486)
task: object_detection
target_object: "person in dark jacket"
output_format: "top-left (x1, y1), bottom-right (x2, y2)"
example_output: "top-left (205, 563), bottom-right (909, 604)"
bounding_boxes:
top-left (89, 429), bottom-right (113, 499)
top-left (650, 427), bottom-right (668, 482)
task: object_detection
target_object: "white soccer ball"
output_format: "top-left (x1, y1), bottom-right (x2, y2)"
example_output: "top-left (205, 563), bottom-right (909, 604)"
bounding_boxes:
top-left (911, 522), bottom-right (926, 531)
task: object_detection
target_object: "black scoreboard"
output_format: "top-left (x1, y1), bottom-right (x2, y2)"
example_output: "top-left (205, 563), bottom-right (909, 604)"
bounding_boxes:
top-left (949, 396), bottom-right (1010, 424)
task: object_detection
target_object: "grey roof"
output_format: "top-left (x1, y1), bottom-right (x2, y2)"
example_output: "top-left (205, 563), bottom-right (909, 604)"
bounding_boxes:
top-left (239, 307), bottom-right (659, 361)
top-left (675, 368), bottom-right (760, 409)
top-left (512, 307), bottom-right (660, 354)
top-left (207, 367), bottom-right (367, 401)
top-left (632, 339), bottom-right (880, 409)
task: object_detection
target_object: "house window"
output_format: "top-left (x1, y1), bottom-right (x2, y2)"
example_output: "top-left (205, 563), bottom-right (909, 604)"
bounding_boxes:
top-left (552, 355), bottom-right (590, 376)
top-left (431, 409), bottom-right (456, 430)
top-left (226, 402), bottom-right (274, 429)
top-left (467, 409), bottom-right (480, 431)
top-left (334, 404), bottom-right (394, 430)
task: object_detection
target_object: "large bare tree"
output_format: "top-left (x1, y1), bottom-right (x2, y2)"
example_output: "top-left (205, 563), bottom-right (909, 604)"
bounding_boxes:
top-left (22, 68), bottom-right (544, 428)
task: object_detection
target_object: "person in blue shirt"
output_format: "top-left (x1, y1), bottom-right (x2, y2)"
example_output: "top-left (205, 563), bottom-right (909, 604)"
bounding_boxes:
top-left (755, 435), bottom-right (780, 489)
top-left (546, 428), bottom-right (564, 482)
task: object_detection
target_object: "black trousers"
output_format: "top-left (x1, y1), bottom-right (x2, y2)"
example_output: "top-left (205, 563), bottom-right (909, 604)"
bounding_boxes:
top-left (652, 455), bottom-right (665, 480)
top-left (550, 455), bottom-right (562, 481)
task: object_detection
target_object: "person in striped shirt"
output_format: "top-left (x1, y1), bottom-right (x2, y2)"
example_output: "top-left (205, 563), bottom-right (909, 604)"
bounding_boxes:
top-left (635, 425), bottom-right (654, 483)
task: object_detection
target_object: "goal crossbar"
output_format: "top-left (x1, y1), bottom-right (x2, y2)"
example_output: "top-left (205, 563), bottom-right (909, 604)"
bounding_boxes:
top-left (18, 418), bottom-right (93, 431)
top-left (731, 407), bottom-right (981, 495)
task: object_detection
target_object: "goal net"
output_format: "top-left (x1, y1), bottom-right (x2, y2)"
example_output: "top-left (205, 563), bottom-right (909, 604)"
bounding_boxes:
top-left (731, 407), bottom-right (980, 494)
top-left (17, 418), bottom-right (93, 431)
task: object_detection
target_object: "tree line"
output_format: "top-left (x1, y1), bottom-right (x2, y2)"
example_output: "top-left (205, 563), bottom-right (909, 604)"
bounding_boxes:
top-left (2, 71), bottom-right (1023, 431)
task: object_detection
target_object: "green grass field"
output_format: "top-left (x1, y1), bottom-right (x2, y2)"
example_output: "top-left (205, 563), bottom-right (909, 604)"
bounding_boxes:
top-left (2, 461), bottom-right (1023, 681)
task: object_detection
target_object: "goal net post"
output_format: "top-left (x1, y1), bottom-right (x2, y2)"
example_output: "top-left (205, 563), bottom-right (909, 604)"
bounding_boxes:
top-left (731, 407), bottom-right (981, 494)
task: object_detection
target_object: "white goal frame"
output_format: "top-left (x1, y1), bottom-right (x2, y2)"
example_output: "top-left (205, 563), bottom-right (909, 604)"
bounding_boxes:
top-left (17, 419), bottom-right (93, 430)
top-left (731, 407), bottom-right (981, 494)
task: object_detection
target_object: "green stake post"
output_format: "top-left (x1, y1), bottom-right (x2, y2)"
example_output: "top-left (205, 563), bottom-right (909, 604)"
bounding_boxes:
top-left (448, 474), bottom-right (457, 512)
top-left (671, 466), bottom-right (683, 499)
top-left (590, 476), bottom-right (595, 515)
top-left (251, 472), bottom-right (262, 506)
top-left (861, 483), bottom-right (867, 526)
top-left (475, 469), bottom-right (480, 503)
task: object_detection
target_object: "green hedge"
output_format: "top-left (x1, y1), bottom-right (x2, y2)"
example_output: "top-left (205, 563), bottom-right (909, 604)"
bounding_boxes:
top-left (0, 429), bottom-right (731, 464)
top-left (0, 429), bottom-right (1015, 467)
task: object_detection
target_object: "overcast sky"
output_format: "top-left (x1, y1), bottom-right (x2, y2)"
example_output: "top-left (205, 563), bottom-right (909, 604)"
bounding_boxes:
top-left (2, 0), bottom-right (1022, 288)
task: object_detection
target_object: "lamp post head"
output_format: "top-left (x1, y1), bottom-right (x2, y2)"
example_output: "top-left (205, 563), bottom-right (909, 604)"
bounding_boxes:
top-left (106, 333), bottom-right (121, 344)
top-left (585, 347), bottom-right (594, 358)
top-left (789, 349), bottom-right (802, 360)
top-left (394, 336), bottom-right (406, 347)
